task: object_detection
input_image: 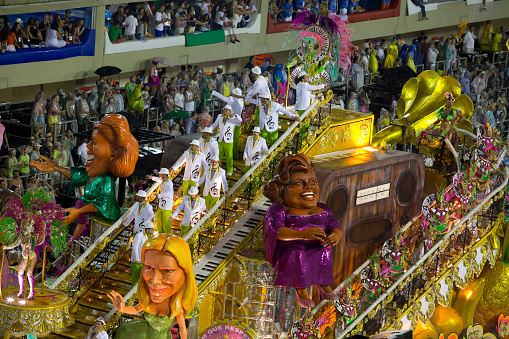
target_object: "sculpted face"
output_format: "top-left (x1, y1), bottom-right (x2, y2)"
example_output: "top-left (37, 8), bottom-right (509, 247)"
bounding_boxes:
top-left (142, 250), bottom-right (185, 304)
top-left (86, 129), bottom-right (112, 178)
top-left (282, 169), bottom-right (319, 210)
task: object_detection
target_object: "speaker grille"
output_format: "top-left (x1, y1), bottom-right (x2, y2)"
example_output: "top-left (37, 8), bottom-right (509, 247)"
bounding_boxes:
top-left (397, 170), bottom-right (417, 205)
top-left (327, 186), bottom-right (348, 220)
top-left (348, 216), bottom-right (393, 246)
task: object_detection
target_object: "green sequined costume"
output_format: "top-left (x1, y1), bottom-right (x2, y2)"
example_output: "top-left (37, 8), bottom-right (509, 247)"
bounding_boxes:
top-left (70, 167), bottom-right (121, 221)
top-left (114, 313), bottom-right (175, 339)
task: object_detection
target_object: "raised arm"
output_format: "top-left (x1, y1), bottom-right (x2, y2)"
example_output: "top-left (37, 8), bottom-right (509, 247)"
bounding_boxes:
top-left (211, 90), bottom-right (233, 105)
top-left (244, 97), bottom-right (258, 105)
top-left (171, 153), bottom-right (187, 173)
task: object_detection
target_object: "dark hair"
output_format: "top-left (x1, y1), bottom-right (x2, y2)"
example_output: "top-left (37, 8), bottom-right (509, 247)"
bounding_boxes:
top-left (263, 154), bottom-right (316, 203)
top-left (181, 65), bottom-right (186, 71)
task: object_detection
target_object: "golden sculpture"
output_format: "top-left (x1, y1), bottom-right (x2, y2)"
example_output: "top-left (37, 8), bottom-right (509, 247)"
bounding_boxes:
top-left (372, 71), bottom-right (473, 147)
top-left (430, 305), bottom-right (464, 338)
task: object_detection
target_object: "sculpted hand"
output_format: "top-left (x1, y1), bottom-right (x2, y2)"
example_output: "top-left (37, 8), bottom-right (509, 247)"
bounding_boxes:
top-left (302, 227), bottom-right (326, 241)
top-left (30, 156), bottom-right (57, 172)
top-left (63, 208), bottom-right (80, 225)
top-left (324, 228), bottom-right (341, 246)
top-left (107, 290), bottom-right (126, 313)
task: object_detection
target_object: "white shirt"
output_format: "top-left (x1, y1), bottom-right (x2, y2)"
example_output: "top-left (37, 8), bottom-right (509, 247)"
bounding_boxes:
top-left (209, 113), bottom-right (242, 143)
top-left (124, 15), bottom-right (138, 35)
top-left (131, 231), bottom-right (148, 263)
top-left (242, 5), bottom-right (257, 23)
top-left (86, 326), bottom-right (108, 339)
top-left (171, 196), bottom-right (208, 226)
top-left (174, 92), bottom-right (185, 109)
top-left (243, 135), bottom-right (268, 166)
top-left (113, 93), bottom-right (124, 112)
top-left (124, 202), bottom-right (155, 234)
top-left (200, 137), bottom-right (219, 166)
top-left (201, 2), bottom-right (212, 15)
top-left (77, 143), bottom-right (87, 166)
top-left (163, 12), bottom-right (172, 26)
top-left (196, 166), bottom-right (228, 198)
top-left (154, 12), bottom-right (164, 30)
top-left (152, 176), bottom-right (174, 210)
top-left (171, 150), bottom-right (208, 181)
top-left (245, 98), bottom-right (296, 132)
top-left (215, 10), bottom-right (225, 25)
top-left (211, 90), bottom-right (244, 115)
top-left (463, 31), bottom-right (476, 50)
top-left (295, 82), bottom-right (325, 111)
top-left (184, 91), bottom-right (195, 112)
top-left (246, 75), bottom-right (270, 98)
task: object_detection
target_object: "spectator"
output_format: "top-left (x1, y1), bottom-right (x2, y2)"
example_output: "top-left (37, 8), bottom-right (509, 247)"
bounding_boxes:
top-left (38, 14), bottom-right (51, 41)
top-left (213, 4), bottom-right (226, 30)
top-left (32, 92), bottom-right (47, 127)
top-left (105, 5), bottom-right (112, 29)
top-left (351, 56), bottom-right (364, 92)
top-left (0, 121), bottom-right (8, 152)
top-left (113, 87), bottom-right (124, 112)
top-left (244, 56), bottom-right (255, 70)
top-left (154, 5), bottom-right (167, 37)
top-left (185, 85), bottom-right (195, 113)
top-left (463, 25), bottom-right (476, 54)
top-left (197, 14), bottom-right (211, 31)
top-left (426, 43), bottom-right (438, 71)
top-left (176, 2), bottom-right (188, 34)
top-left (10, 171), bottom-right (23, 194)
top-left (62, 9), bottom-right (73, 28)
top-left (124, 10), bottom-right (138, 40)
top-left (187, 7), bottom-right (198, 33)
top-left (406, 52), bottom-right (416, 73)
top-left (112, 6), bottom-right (126, 28)
top-left (282, 0), bottom-right (294, 22)
top-left (347, 92), bottom-right (359, 111)
top-left (394, 57), bottom-right (402, 67)
top-left (269, 0), bottom-right (281, 23)
top-left (411, 0), bottom-right (427, 20)
top-left (46, 18), bottom-right (66, 48)
top-left (6, 148), bottom-right (19, 177)
top-left (108, 19), bottom-right (124, 43)
top-left (29, 143), bottom-right (41, 173)
top-left (19, 146), bottom-right (30, 177)
top-left (163, 6), bottom-right (173, 36)
top-left (174, 86), bottom-right (185, 110)
top-left (460, 71), bottom-right (471, 95)
top-left (48, 95), bottom-right (65, 135)
top-left (170, 123), bottom-right (182, 138)
top-left (185, 112), bottom-right (198, 134)
top-left (472, 71), bottom-right (486, 96)
top-left (224, 12), bottom-right (240, 43)
top-left (359, 91), bottom-right (370, 112)
top-left (28, 18), bottom-right (43, 47)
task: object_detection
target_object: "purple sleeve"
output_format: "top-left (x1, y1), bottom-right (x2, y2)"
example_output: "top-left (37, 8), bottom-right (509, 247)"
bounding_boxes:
top-left (318, 203), bottom-right (341, 232)
top-left (263, 202), bottom-right (286, 268)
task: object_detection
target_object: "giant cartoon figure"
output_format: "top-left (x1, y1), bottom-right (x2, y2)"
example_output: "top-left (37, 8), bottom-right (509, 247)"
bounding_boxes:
top-left (107, 234), bottom-right (198, 338)
top-left (262, 154), bottom-right (342, 308)
top-left (31, 114), bottom-right (139, 240)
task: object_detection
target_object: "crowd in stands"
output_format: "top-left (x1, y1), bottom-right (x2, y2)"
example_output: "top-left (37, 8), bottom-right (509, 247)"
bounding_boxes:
top-left (106, 1), bottom-right (257, 44)
top-left (0, 10), bottom-right (86, 53)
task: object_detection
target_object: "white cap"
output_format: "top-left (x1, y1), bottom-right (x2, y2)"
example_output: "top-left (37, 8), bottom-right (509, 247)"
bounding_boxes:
top-left (190, 139), bottom-right (200, 146)
top-left (211, 154), bottom-right (219, 161)
top-left (202, 127), bottom-right (213, 134)
top-left (136, 190), bottom-right (147, 198)
top-left (96, 317), bottom-right (105, 325)
top-left (144, 221), bottom-right (155, 229)
top-left (188, 186), bottom-right (199, 195)
top-left (159, 168), bottom-right (169, 175)
top-left (15, 18), bottom-right (23, 24)
top-left (252, 66), bottom-right (261, 75)
top-left (223, 104), bottom-right (232, 111)
top-left (259, 92), bottom-right (271, 99)
top-left (298, 71), bottom-right (307, 78)
top-left (253, 126), bottom-right (261, 133)
top-left (232, 88), bottom-right (242, 96)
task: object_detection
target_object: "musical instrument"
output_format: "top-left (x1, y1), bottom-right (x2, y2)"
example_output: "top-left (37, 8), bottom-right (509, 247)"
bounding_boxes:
top-left (193, 197), bottom-right (271, 286)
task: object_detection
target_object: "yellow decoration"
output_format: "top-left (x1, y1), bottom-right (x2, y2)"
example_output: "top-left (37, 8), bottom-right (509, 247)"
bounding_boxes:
top-left (452, 278), bottom-right (486, 328)
top-left (475, 262), bottom-right (509, 330)
top-left (439, 334), bottom-right (458, 339)
top-left (430, 306), bottom-right (464, 338)
top-left (414, 321), bottom-right (438, 339)
top-left (466, 324), bottom-right (497, 339)
top-left (497, 314), bottom-right (509, 338)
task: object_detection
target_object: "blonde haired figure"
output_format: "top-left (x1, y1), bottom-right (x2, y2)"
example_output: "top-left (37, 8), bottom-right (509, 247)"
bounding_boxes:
top-left (108, 234), bottom-right (198, 339)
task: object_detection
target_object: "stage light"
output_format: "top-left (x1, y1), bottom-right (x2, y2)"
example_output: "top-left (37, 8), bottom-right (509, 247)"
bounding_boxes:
top-left (19, 300), bottom-right (26, 305)
top-left (6, 297), bottom-right (14, 303)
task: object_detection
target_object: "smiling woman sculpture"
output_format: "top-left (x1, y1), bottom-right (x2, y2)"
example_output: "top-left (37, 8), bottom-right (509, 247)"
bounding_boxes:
top-left (262, 153), bottom-right (342, 308)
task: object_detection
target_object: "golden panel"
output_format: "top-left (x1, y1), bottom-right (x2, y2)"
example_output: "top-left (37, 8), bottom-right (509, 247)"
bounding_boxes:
top-left (305, 109), bottom-right (373, 158)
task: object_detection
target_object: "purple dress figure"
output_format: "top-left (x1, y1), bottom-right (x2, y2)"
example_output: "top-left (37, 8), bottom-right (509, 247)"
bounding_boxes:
top-left (262, 154), bottom-right (342, 308)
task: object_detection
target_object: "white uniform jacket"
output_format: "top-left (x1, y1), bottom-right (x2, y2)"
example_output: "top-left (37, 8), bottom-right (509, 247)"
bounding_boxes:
top-left (243, 135), bottom-right (269, 166)
top-left (171, 196), bottom-right (208, 227)
top-left (171, 150), bottom-right (208, 182)
top-left (196, 166), bottom-right (228, 198)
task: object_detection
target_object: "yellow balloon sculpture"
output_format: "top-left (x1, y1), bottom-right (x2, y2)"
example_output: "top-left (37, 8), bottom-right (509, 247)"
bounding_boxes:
top-left (452, 278), bottom-right (486, 328)
top-left (430, 306), bottom-right (464, 338)
top-left (414, 321), bottom-right (438, 339)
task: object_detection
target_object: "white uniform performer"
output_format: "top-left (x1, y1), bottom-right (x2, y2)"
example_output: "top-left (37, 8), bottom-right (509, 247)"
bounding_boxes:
top-left (209, 106), bottom-right (242, 176)
top-left (243, 126), bottom-right (269, 167)
top-left (124, 190), bottom-right (155, 234)
top-left (171, 139), bottom-right (208, 196)
top-left (150, 168), bottom-right (174, 234)
top-left (246, 66), bottom-right (270, 98)
top-left (171, 186), bottom-right (208, 236)
top-left (211, 88), bottom-right (245, 115)
top-left (200, 127), bottom-right (220, 166)
top-left (196, 155), bottom-right (229, 210)
top-left (295, 71), bottom-right (326, 112)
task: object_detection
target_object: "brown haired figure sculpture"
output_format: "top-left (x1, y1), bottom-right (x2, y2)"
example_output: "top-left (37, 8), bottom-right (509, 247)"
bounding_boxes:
top-left (263, 153), bottom-right (342, 308)
top-left (30, 114), bottom-right (139, 240)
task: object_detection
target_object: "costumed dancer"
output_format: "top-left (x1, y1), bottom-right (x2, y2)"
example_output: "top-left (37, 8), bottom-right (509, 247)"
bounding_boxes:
top-left (200, 127), bottom-right (219, 167)
top-left (243, 126), bottom-right (268, 189)
top-left (295, 70), bottom-right (325, 140)
top-left (245, 92), bottom-right (300, 147)
top-left (0, 189), bottom-right (67, 300)
top-left (124, 190), bottom-right (155, 235)
top-left (131, 221), bottom-right (156, 285)
top-left (263, 154), bottom-right (341, 308)
top-left (85, 317), bottom-right (108, 339)
top-left (446, 171), bottom-right (476, 219)
top-left (147, 168), bottom-right (173, 234)
top-left (108, 234), bottom-right (198, 339)
top-left (171, 186), bottom-right (208, 237)
top-left (171, 140), bottom-right (208, 196)
top-left (209, 105), bottom-right (242, 176)
top-left (195, 155), bottom-right (228, 211)
top-left (246, 66), bottom-right (270, 98)
top-left (212, 87), bottom-right (245, 159)
top-left (30, 114), bottom-right (139, 242)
